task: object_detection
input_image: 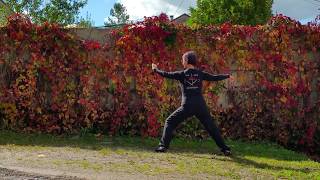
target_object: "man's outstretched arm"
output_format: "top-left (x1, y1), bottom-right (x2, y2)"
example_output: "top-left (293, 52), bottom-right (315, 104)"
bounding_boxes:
top-left (153, 68), bottom-right (183, 80)
top-left (202, 71), bottom-right (230, 81)
top-left (152, 63), bottom-right (183, 80)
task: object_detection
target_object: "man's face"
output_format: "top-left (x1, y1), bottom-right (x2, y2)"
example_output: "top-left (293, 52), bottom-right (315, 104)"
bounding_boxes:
top-left (182, 57), bottom-right (188, 68)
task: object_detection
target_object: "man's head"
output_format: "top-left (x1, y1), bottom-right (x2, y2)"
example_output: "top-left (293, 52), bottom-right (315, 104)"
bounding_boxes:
top-left (182, 51), bottom-right (197, 68)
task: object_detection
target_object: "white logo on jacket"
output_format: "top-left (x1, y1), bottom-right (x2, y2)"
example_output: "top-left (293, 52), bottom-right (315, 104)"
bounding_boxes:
top-left (185, 73), bottom-right (200, 89)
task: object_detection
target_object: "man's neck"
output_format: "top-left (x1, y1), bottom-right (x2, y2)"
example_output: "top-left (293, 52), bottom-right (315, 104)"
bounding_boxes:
top-left (185, 65), bottom-right (195, 69)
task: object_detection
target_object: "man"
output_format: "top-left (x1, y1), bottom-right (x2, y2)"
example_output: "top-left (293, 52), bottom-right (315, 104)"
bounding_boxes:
top-left (152, 51), bottom-right (232, 156)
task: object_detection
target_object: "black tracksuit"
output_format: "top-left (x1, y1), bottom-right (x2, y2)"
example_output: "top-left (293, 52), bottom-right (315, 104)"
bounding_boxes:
top-left (154, 67), bottom-right (230, 151)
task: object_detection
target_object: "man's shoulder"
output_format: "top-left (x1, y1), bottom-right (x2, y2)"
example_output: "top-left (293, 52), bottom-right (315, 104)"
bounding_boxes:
top-left (183, 68), bottom-right (202, 74)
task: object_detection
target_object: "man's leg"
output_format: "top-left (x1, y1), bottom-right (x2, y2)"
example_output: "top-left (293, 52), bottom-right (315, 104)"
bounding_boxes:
top-left (158, 106), bottom-right (190, 149)
top-left (195, 108), bottom-right (230, 152)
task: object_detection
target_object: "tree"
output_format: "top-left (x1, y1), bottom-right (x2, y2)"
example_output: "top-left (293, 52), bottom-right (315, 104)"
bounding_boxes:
top-left (105, 2), bottom-right (130, 26)
top-left (189, 0), bottom-right (273, 25)
top-left (76, 11), bottom-right (94, 28)
top-left (0, 1), bottom-right (11, 26)
top-left (0, 0), bottom-right (87, 26)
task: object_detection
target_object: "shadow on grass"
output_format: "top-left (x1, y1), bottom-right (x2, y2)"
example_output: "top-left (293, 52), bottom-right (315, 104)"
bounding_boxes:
top-left (171, 152), bottom-right (318, 174)
top-left (227, 155), bottom-right (317, 174)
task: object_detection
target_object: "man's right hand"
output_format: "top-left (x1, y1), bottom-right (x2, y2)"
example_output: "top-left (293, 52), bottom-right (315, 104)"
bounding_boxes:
top-left (152, 63), bottom-right (158, 71)
top-left (227, 74), bottom-right (236, 86)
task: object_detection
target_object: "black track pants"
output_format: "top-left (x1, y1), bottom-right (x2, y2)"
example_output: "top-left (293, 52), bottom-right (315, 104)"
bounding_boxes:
top-left (159, 101), bottom-right (230, 151)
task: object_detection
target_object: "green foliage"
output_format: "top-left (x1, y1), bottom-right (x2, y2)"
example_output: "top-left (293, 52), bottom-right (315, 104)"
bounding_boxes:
top-left (1, 0), bottom-right (87, 25)
top-left (76, 11), bottom-right (94, 28)
top-left (189, 0), bottom-right (273, 25)
top-left (0, 1), bottom-right (11, 26)
top-left (105, 2), bottom-right (130, 26)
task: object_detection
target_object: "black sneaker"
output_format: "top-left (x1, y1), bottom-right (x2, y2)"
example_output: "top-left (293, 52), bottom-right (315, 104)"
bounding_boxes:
top-left (221, 149), bottom-right (232, 156)
top-left (155, 145), bottom-right (167, 153)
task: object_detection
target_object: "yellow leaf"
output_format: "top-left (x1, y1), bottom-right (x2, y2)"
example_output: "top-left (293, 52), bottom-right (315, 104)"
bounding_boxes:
top-left (38, 154), bottom-right (46, 158)
top-left (36, 107), bottom-right (42, 114)
top-left (280, 96), bottom-right (287, 103)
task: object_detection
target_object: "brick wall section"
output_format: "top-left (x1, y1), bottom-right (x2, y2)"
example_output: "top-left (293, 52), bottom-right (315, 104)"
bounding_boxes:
top-left (68, 28), bottom-right (114, 44)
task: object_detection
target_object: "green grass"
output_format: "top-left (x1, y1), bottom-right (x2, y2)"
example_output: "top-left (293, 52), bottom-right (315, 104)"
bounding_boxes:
top-left (0, 130), bottom-right (319, 179)
top-left (53, 159), bottom-right (104, 172)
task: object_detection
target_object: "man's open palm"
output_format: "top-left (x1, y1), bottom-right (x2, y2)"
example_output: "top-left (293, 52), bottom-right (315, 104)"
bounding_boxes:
top-left (152, 63), bottom-right (157, 70)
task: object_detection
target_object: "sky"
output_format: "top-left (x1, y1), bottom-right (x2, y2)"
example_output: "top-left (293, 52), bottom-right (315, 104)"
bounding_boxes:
top-left (79, 0), bottom-right (320, 27)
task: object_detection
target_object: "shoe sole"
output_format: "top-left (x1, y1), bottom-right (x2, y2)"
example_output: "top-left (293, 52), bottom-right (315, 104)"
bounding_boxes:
top-left (155, 150), bottom-right (167, 153)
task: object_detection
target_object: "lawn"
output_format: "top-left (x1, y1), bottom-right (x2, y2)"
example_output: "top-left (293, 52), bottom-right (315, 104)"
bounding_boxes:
top-left (0, 130), bottom-right (319, 179)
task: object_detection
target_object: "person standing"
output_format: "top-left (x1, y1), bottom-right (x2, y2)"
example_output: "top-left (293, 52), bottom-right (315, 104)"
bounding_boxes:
top-left (152, 51), bottom-right (232, 156)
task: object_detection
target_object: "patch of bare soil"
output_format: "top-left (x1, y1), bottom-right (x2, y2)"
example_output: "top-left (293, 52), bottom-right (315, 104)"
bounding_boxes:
top-left (0, 167), bottom-right (82, 180)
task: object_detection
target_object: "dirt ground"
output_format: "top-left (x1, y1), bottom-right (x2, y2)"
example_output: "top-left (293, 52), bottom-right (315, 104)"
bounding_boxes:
top-left (0, 145), bottom-right (223, 180)
top-left (0, 167), bottom-right (81, 180)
